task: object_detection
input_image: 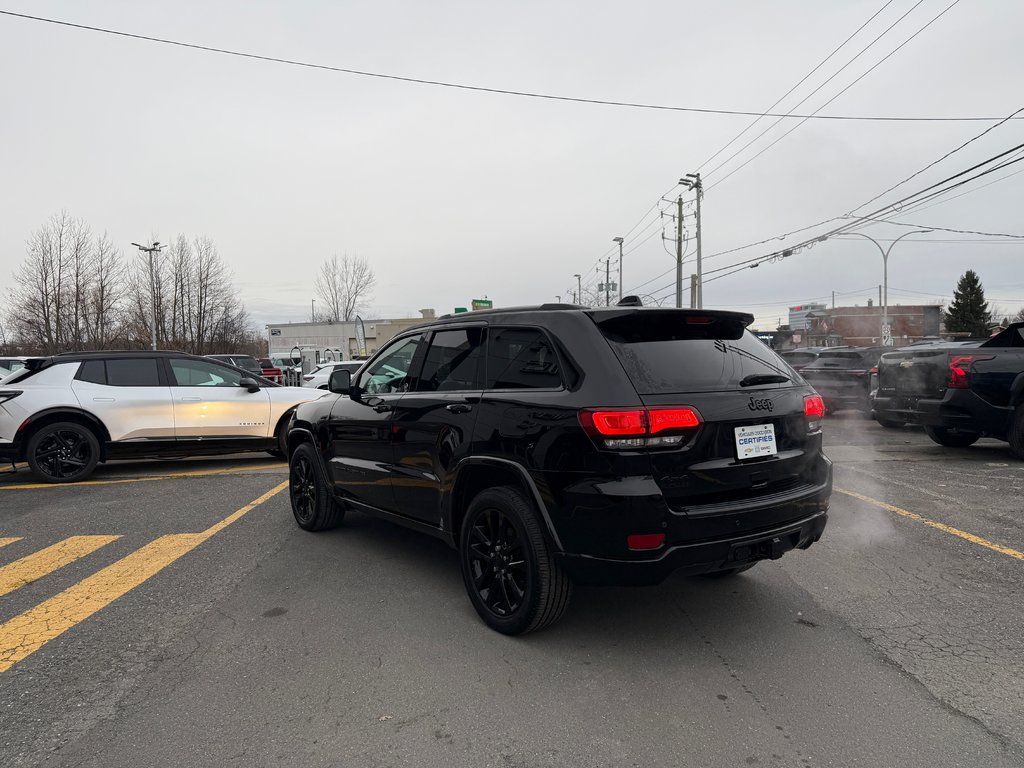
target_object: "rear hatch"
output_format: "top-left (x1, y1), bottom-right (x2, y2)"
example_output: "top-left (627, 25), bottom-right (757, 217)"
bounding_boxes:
top-left (591, 309), bottom-right (824, 530)
top-left (801, 348), bottom-right (882, 405)
top-left (877, 347), bottom-right (956, 398)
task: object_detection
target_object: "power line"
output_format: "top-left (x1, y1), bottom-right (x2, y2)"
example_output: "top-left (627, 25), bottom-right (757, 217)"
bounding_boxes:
top-left (704, 0), bottom-right (964, 192)
top-left (697, 0), bottom-right (896, 172)
top-left (0, 8), bottom-right (1015, 123)
top-left (703, 0), bottom-right (923, 181)
top-left (849, 106), bottom-right (1024, 214)
top-left (699, 144), bottom-right (1024, 281)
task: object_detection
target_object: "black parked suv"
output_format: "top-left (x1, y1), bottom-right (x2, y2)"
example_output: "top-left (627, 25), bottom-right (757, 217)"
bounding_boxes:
top-left (286, 305), bottom-right (832, 634)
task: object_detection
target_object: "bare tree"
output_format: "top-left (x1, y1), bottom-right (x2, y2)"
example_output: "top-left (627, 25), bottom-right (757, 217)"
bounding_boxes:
top-left (1014, 307), bottom-right (1024, 323)
top-left (6, 211), bottom-right (96, 354)
top-left (126, 235), bottom-right (253, 354)
top-left (315, 253), bottom-right (376, 321)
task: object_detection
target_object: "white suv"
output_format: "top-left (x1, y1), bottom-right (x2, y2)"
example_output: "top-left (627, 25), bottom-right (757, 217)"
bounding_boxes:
top-left (0, 351), bottom-right (326, 483)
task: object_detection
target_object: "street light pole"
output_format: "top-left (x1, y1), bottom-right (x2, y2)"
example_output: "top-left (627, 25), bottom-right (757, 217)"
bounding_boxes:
top-left (131, 241), bottom-right (163, 351)
top-left (842, 230), bottom-right (931, 345)
top-left (311, 299), bottom-right (316, 322)
top-left (573, 273), bottom-right (581, 305)
top-left (612, 237), bottom-right (624, 301)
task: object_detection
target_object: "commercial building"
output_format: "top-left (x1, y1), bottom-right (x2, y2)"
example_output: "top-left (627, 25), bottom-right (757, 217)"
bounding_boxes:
top-left (267, 309), bottom-right (435, 362)
top-left (803, 304), bottom-right (942, 347)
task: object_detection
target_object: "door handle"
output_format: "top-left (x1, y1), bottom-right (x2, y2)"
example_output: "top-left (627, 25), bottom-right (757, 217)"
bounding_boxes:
top-left (181, 397), bottom-right (202, 402)
top-left (373, 403), bottom-right (393, 413)
top-left (446, 403), bottom-right (473, 414)
top-left (92, 397), bottom-right (115, 403)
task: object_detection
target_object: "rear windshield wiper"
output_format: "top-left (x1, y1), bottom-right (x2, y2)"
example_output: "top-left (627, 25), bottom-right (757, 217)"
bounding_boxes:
top-left (739, 373), bottom-right (791, 387)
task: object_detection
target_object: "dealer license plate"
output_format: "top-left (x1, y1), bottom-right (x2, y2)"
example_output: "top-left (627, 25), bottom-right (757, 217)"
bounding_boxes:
top-left (734, 423), bottom-right (778, 460)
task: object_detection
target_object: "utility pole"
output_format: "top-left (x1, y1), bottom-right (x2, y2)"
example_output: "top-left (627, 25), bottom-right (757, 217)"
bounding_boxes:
top-left (604, 258), bottom-right (611, 307)
top-left (675, 195), bottom-right (684, 308)
top-left (613, 237), bottom-right (624, 301)
top-left (682, 174), bottom-right (704, 308)
top-left (574, 273), bottom-right (581, 305)
top-left (690, 274), bottom-right (698, 309)
top-left (832, 291), bottom-right (835, 309)
top-left (311, 298), bottom-right (316, 322)
top-left (131, 241), bottom-right (163, 351)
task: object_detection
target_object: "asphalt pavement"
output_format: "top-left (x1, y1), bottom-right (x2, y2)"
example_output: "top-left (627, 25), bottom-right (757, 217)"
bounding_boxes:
top-left (0, 418), bottom-right (1022, 767)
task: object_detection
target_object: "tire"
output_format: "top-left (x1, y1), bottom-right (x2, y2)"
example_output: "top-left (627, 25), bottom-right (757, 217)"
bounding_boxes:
top-left (266, 417), bottom-right (289, 458)
top-left (924, 425), bottom-right (981, 448)
top-left (1008, 405), bottom-right (1024, 460)
top-left (26, 421), bottom-right (101, 483)
top-left (288, 443), bottom-right (345, 531)
top-left (702, 563), bottom-right (758, 578)
top-left (459, 486), bottom-right (572, 635)
top-left (875, 416), bottom-right (904, 429)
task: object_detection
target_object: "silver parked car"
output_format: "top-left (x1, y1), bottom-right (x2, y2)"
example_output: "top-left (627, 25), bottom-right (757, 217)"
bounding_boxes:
top-left (302, 360), bottom-right (363, 389)
top-left (0, 351), bottom-right (327, 483)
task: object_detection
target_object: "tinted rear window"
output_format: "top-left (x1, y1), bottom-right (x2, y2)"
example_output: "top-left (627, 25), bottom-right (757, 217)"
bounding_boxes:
top-left (106, 358), bottom-right (161, 386)
top-left (601, 326), bottom-right (794, 394)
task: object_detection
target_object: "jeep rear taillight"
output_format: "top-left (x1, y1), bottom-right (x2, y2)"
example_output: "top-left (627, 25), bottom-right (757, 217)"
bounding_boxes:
top-left (803, 394), bottom-right (825, 432)
top-left (948, 355), bottom-right (994, 389)
top-left (579, 406), bottom-right (702, 450)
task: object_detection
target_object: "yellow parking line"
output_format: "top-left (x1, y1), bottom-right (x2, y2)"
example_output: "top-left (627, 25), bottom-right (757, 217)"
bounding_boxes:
top-left (0, 538), bottom-right (21, 549)
top-left (0, 536), bottom-right (121, 598)
top-left (0, 480), bottom-right (288, 674)
top-left (0, 463), bottom-right (286, 491)
top-left (835, 487), bottom-right (1024, 562)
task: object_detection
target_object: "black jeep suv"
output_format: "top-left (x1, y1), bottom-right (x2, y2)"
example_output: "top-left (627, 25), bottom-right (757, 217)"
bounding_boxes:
top-left (286, 305), bottom-right (832, 634)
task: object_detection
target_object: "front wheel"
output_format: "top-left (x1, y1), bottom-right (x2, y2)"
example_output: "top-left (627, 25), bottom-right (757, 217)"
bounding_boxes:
top-left (26, 422), bottom-right (101, 483)
top-left (289, 443), bottom-right (345, 531)
top-left (924, 426), bottom-right (981, 448)
top-left (459, 486), bottom-right (572, 635)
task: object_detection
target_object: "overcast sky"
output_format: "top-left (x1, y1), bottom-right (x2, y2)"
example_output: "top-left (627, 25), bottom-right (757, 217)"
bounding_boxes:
top-left (2, 0), bottom-right (1023, 330)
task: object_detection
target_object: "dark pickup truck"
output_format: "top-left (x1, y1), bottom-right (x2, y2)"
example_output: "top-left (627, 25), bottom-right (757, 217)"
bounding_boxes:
top-left (872, 322), bottom-right (1024, 458)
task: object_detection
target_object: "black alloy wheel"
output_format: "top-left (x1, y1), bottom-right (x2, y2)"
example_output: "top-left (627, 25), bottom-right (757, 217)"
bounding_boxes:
top-left (924, 426), bottom-right (981, 448)
top-left (459, 486), bottom-right (572, 635)
top-left (26, 422), bottom-right (100, 483)
top-left (288, 443), bottom-right (345, 531)
top-left (466, 507), bottom-right (529, 618)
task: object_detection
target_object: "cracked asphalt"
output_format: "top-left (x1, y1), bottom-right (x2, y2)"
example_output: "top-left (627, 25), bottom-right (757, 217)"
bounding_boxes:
top-left (0, 419), bottom-right (1022, 767)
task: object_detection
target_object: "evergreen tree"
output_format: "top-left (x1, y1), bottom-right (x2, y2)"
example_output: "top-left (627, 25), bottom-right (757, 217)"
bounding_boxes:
top-left (943, 270), bottom-right (991, 336)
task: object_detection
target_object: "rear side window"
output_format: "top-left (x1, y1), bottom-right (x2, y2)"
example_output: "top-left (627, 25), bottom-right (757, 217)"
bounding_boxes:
top-left (598, 315), bottom-right (793, 394)
top-left (418, 328), bottom-right (487, 392)
top-left (77, 360), bottom-right (107, 384)
top-left (105, 359), bottom-right (161, 386)
top-left (486, 328), bottom-right (563, 390)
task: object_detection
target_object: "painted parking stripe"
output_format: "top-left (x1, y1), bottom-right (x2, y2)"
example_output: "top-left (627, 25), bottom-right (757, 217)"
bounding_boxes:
top-left (835, 487), bottom-right (1024, 562)
top-left (0, 463), bottom-right (286, 491)
top-left (0, 536), bottom-right (121, 598)
top-left (0, 538), bottom-right (21, 549)
top-left (0, 480), bottom-right (288, 674)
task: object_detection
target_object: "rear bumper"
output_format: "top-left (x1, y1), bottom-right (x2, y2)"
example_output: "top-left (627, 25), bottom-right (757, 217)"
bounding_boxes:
top-left (556, 509), bottom-right (828, 586)
top-left (872, 390), bottom-right (1011, 436)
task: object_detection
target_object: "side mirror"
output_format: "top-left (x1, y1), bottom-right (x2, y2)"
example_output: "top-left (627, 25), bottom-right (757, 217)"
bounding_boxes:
top-left (328, 369), bottom-right (352, 395)
top-left (238, 377), bottom-right (261, 393)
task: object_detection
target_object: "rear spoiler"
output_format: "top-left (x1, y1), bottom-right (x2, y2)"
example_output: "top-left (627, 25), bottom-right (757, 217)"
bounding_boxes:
top-left (586, 308), bottom-right (755, 342)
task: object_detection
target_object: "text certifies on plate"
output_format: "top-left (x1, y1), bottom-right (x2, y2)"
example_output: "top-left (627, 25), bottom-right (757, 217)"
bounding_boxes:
top-left (735, 423), bottom-right (777, 460)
